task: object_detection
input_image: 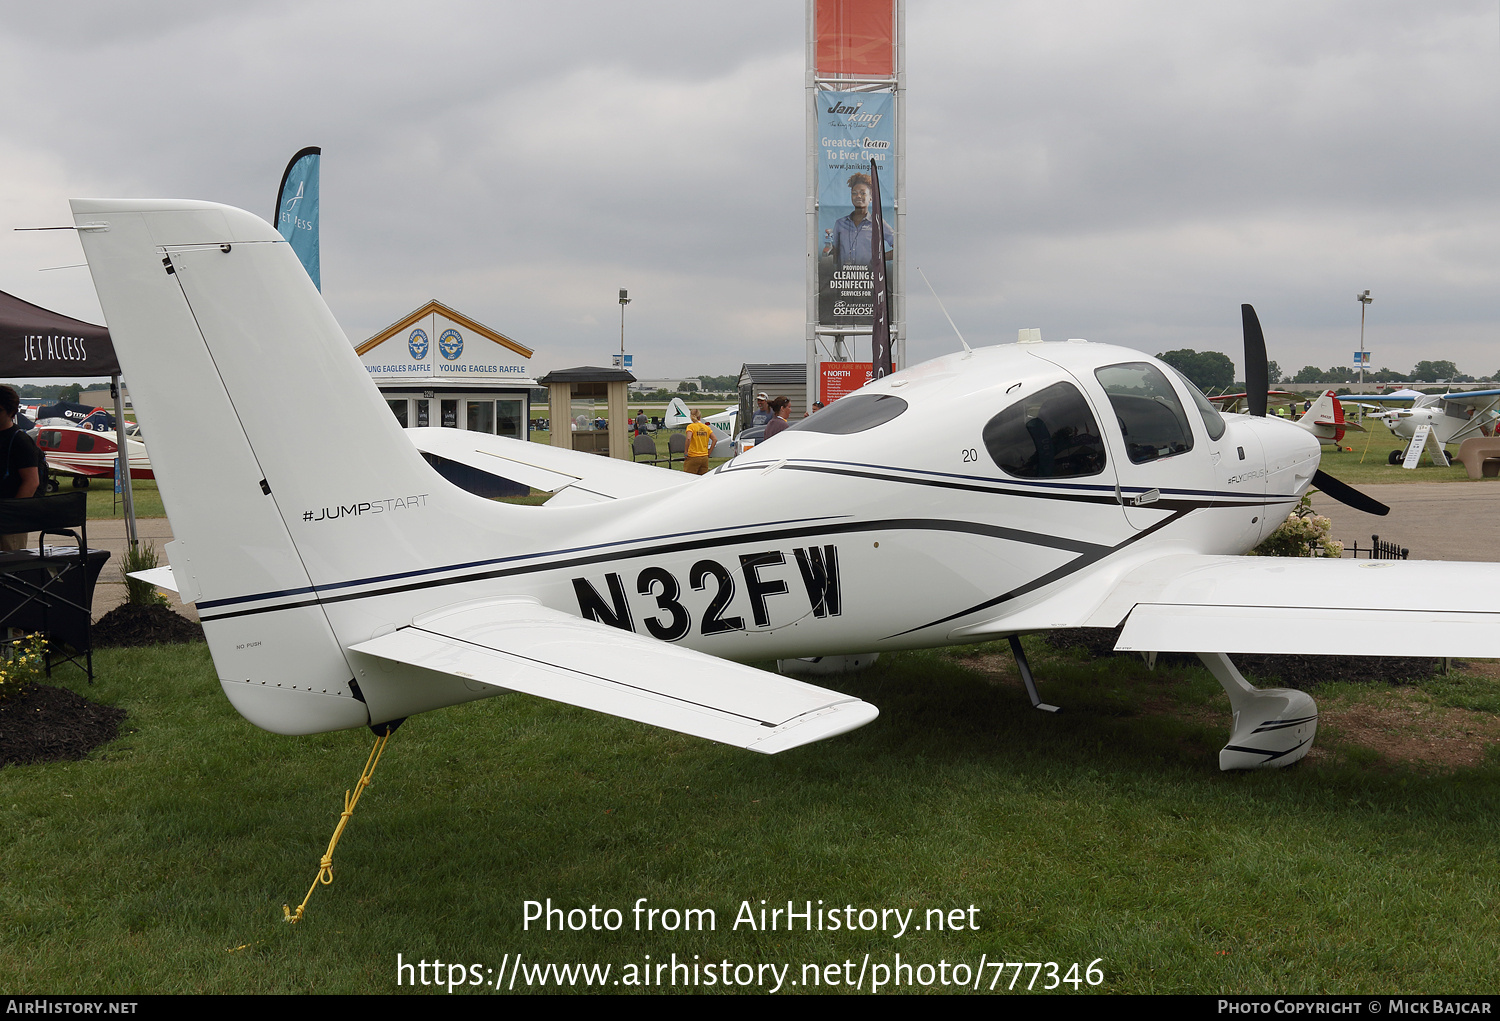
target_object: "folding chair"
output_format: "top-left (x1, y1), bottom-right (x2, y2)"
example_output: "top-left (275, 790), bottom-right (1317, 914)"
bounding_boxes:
top-left (0, 492), bottom-right (106, 681)
top-left (631, 433), bottom-right (667, 466)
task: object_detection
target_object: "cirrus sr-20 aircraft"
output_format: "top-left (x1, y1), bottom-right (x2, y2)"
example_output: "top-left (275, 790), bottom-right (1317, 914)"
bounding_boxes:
top-left (71, 198), bottom-right (1500, 775)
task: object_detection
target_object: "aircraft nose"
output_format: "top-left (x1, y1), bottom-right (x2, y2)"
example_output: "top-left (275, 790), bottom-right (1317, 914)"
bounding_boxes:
top-left (1254, 416), bottom-right (1322, 493)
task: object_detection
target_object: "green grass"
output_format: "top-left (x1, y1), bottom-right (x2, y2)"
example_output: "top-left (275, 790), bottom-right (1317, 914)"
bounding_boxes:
top-left (1315, 418), bottom-right (1483, 486)
top-left (4, 640), bottom-right (1500, 994)
top-left (50, 477), bottom-right (167, 520)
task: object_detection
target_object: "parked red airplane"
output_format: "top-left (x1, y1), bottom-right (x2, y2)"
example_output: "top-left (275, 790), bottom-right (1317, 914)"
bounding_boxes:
top-left (36, 422), bottom-right (153, 488)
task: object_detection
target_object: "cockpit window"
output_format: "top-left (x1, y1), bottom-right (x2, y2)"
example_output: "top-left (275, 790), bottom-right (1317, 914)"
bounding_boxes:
top-left (1094, 362), bottom-right (1195, 463)
top-left (787, 393), bottom-right (907, 434)
top-left (983, 381), bottom-right (1107, 479)
top-left (1162, 364), bottom-right (1226, 441)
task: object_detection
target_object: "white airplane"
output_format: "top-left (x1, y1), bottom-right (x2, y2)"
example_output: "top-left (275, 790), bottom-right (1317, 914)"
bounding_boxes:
top-left (71, 199), bottom-right (1500, 780)
top-left (1360, 387), bottom-right (1500, 464)
top-left (664, 397), bottom-right (737, 433)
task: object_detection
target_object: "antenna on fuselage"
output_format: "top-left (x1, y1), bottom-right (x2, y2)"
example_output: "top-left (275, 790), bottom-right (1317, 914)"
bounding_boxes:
top-left (917, 267), bottom-right (973, 357)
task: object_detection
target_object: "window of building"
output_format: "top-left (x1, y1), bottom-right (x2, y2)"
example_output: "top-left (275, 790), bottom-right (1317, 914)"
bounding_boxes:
top-left (466, 399), bottom-right (495, 434)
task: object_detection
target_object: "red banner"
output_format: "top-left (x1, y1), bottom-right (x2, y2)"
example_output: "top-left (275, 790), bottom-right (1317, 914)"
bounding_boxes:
top-left (815, 0), bottom-right (894, 76)
top-left (821, 362), bottom-right (873, 403)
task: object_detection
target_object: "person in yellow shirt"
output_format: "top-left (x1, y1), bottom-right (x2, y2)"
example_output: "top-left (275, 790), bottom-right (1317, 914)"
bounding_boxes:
top-left (683, 408), bottom-right (715, 475)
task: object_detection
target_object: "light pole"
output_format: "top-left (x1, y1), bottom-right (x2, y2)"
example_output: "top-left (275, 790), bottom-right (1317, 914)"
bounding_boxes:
top-left (618, 288), bottom-right (631, 367)
top-left (1357, 289), bottom-right (1372, 388)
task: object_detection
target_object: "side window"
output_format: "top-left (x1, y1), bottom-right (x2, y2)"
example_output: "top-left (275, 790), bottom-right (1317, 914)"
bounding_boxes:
top-left (76, 434), bottom-right (96, 452)
top-left (1095, 362), bottom-right (1194, 463)
top-left (983, 381), bottom-right (1107, 479)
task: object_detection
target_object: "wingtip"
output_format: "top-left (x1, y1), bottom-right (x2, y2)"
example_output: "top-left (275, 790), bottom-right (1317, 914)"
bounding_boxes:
top-left (746, 700), bottom-right (880, 754)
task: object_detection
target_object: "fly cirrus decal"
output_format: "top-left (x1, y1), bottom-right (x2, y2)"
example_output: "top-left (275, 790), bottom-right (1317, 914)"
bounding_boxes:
top-left (571, 545), bottom-right (842, 639)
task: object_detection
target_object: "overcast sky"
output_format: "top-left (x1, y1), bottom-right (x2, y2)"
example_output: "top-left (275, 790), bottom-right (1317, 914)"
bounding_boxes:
top-left (2, 1), bottom-right (1498, 382)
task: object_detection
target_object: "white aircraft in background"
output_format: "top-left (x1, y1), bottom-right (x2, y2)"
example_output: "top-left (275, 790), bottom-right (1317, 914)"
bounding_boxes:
top-left (664, 397), bottom-right (736, 457)
top-left (1358, 387), bottom-right (1500, 464)
top-left (71, 199), bottom-right (1500, 782)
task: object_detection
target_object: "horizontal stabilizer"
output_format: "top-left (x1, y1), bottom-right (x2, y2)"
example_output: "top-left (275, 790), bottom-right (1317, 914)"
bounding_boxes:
top-left (127, 566), bottom-right (178, 593)
top-left (349, 598), bottom-right (878, 753)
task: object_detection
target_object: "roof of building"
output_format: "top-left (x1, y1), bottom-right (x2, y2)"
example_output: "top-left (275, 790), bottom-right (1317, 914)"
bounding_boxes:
top-left (739, 363), bottom-right (806, 387)
top-left (537, 366), bottom-right (637, 385)
top-left (355, 299), bottom-right (533, 359)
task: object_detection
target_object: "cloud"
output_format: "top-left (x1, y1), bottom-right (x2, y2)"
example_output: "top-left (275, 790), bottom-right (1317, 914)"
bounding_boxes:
top-left (2, 1), bottom-right (1497, 379)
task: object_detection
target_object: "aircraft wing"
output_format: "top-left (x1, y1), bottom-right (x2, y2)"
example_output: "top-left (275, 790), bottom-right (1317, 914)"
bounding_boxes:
top-left (1434, 390), bottom-right (1500, 410)
top-left (348, 598), bottom-right (878, 753)
top-left (405, 427), bottom-right (694, 505)
top-left (1095, 555), bottom-right (1500, 658)
top-left (956, 554), bottom-right (1500, 658)
top-left (1209, 391), bottom-right (1299, 406)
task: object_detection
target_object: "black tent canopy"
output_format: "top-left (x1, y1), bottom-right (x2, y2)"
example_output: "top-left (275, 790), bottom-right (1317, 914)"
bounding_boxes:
top-left (0, 289), bottom-right (118, 377)
top-left (0, 289), bottom-right (136, 544)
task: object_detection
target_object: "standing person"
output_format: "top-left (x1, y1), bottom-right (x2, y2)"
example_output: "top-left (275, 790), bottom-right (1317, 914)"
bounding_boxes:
top-left (682, 408), bottom-right (715, 475)
top-left (763, 396), bottom-right (792, 440)
top-left (0, 385), bottom-right (40, 551)
top-left (750, 392), bottom-right (772, 429)
top-left (633, 410), bottom-right (646, 437)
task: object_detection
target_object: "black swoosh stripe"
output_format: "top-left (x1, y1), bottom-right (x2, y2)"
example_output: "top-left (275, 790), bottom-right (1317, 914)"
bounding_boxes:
top-left (883, 508), bottom-right (1191, 640)
top-left (199, 516), bottom-right (1111, 623)
top-left (723, 458), bottom-right (1297, 508)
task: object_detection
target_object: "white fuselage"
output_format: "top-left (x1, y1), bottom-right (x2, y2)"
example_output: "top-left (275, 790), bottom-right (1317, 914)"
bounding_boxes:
top-left (70, 197), bottom-right (1322, 738)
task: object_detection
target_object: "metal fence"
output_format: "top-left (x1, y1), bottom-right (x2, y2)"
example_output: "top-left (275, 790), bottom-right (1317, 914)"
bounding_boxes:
top-left (1341, 534), bottom-right (1409, 560)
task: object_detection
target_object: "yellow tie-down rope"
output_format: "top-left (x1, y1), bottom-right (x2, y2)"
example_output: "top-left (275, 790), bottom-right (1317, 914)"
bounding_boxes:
top-left (283, 721), bottom-right (399, 924)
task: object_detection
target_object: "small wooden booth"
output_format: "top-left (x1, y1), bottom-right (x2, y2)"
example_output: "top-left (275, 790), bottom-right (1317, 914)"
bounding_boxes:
top-left (538, 366), bottom-right (635, 459)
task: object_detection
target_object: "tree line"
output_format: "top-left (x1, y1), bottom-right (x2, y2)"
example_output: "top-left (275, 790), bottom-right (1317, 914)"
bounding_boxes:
top-left (1156, 350), bottom-right (1493, 391)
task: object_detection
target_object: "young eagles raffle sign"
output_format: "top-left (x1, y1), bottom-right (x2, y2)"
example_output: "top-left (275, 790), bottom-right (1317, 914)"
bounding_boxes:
top-left (357, 302), bottom-right (533, 382)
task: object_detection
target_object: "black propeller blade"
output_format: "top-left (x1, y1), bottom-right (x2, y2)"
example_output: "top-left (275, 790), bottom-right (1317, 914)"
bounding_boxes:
top-left (1313, 469), bottom-right (1389, 516)
top-left (1241, 304), bottom-right (1268, 418)
top-left (1241, 302), bottom-right (1388, 515)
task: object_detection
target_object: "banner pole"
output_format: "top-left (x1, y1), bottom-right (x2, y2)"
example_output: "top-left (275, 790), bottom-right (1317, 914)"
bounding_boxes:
top-left (111, 374), bottom-right (137, 548)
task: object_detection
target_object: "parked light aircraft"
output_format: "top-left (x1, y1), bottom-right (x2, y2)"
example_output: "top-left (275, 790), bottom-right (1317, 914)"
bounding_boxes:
top-left (1209, 390), bottom-right (1362, 448)
top-left (1359, 388), bottom-right (1500, 464)
top-left (71, 199), bottom-right (1500, 776)
top-left (36, 421), bottom-right (152, 486)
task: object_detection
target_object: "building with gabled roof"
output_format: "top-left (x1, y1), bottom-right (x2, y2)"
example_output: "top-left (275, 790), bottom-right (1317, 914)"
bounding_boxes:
top-left (356, 300), bottom-right (534, 439)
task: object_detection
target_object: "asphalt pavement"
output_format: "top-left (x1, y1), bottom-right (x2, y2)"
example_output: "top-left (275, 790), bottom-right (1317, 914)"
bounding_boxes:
top-left (1309, 482), bottom-right (1500, 562)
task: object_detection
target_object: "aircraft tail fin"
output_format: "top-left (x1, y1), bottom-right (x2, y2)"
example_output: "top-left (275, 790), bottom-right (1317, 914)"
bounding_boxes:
top-left (1293, 390), bottom-right (1349, 443)
top-left (70, 198), bottom-right (533, 733)
top-left (664, 397), bottom-right (692, 428)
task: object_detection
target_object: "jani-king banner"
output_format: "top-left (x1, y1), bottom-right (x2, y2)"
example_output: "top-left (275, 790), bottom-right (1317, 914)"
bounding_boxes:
top-left (275, 146), bottom-right (321, 290)
top-left (816, 90), bottom-right (894, 329)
